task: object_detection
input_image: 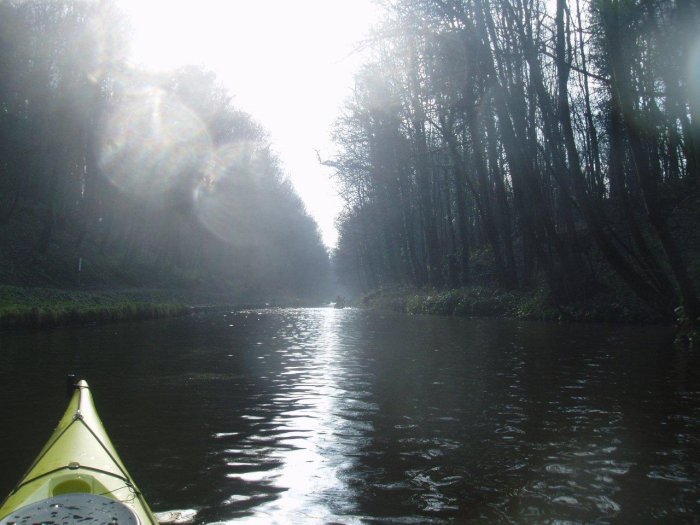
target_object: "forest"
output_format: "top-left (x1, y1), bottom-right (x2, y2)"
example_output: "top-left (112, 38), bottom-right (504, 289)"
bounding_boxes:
top-left (330, 0), bottom-right (700, 328)
top-left (0, 0), bottom-right (330, 303)
top-left (1, 0), bottom-right (698, 330)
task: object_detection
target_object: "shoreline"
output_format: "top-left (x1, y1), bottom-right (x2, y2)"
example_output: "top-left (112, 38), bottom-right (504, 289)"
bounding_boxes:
top-left (358, 286), bottom-right (699, 346)
top-left (358, 286), bottom-right (666, 325)
top-left (1, 283), bottom-right (685, 336)
top-left (0, 285), bottom-right (329, 330)
top-left (0, 285), bottom-right (191, 330)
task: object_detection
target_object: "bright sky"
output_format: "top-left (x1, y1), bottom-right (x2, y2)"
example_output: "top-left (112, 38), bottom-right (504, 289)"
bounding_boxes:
top-left (117, 0), bottom-right (381, 247)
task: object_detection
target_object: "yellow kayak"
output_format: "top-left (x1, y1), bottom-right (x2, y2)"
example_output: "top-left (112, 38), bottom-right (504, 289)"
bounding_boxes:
top-left (0, 379), bottom-right (158, 525)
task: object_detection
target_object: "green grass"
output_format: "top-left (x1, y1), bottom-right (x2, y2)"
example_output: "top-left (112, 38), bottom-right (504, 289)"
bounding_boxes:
top-left (0, 285), bottom-right (188, 329)
top-left (360, 285), bottom-right (661, 324)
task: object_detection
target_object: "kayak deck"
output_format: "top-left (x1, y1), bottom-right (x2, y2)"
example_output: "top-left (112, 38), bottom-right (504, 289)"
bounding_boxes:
top-left (0, 380), bottom-right (158, 525)
top-left (0, 493), bottom-right (139, 524)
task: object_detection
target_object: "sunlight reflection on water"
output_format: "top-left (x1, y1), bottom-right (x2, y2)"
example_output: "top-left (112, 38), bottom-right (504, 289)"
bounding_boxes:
top-left (212, 308), bottom-right (375, 524)
top-left (192, 308), bottom-right (700, 524)
top-left (1, 309), bottom-right (699, 524)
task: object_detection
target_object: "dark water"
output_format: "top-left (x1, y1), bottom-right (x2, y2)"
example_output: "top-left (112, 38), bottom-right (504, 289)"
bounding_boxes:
top-left (1, 308), bottom-right (699, 524)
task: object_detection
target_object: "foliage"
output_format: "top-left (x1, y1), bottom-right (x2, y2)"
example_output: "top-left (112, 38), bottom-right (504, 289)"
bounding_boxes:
top-left (330, 0), bottom-right (700, 333)
top-left (0, 1), bottom-right (330, 301)
top-left (674, 305), bottom-right (700, 347)
top-left (0, 285), bottom-right (188, 329)
top-left (361, 284), bottom-right (661, 324)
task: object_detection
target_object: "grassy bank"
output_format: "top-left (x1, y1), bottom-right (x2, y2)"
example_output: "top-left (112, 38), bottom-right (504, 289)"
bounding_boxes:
top-left (360, 285), bottom-right (661, 324)
top-left (0, 285), bottom-right (190, 329)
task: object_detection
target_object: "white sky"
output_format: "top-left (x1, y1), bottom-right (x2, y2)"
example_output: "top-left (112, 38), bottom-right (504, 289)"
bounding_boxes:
top-left (117, 0), bottom-right (381, 247)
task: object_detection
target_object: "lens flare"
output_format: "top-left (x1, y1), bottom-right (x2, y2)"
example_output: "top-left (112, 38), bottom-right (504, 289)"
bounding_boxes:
top-left (81, 5), bottom-right (123, 85)
top-left (688, 36), bottom-right (700, 120)
top-left (194, 142), bottom-right (261, 245)
top-left (98, 86), bottom-right (212, 206)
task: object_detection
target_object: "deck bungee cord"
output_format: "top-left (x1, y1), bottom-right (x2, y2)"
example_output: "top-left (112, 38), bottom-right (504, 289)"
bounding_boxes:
top-left (0, 379), bottom-right (158, 525)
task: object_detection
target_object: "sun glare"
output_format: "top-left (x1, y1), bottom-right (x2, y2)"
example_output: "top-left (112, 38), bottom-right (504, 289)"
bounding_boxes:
top-left (99, 86), bottom-right (211, 204)
top-left (117, 0), bottom-right (381, 247)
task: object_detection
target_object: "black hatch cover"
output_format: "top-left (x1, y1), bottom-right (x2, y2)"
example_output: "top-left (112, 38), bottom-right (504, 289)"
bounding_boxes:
top-left (0, 493), bottom-right (139, 525)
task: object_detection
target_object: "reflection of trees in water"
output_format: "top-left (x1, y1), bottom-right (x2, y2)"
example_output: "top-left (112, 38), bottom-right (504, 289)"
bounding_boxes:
top-left (0, 308), bottom-right (694, 523)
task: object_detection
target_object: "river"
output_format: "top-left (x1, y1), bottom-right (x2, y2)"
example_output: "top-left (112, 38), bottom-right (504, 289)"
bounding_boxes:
top-left (1, 308), bottom-right (698, 523)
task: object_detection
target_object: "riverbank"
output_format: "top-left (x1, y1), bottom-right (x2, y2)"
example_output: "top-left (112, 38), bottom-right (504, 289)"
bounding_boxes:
top-left (0, 285), bottom-right (192, 329)
top-left (0, 285), bottom-right (333, 330)
top-left (359, 285), bottom-right (663, 324)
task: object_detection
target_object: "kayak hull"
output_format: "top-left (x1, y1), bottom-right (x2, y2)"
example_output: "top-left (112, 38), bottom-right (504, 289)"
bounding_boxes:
top-left (0, 380), bottom-right (158, 524)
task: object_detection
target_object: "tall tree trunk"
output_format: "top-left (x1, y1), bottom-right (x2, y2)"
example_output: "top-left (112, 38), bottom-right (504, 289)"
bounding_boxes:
top-left (408, 45), bottom-right (442, 286)
top-left (600, 0), bottom-right (699, 321)
top-left (37, 162), bottom-right (60, 254)
top-left (484, 106), bottom-right (518, 289)
top-left (466, 101), bottom-right (509, 288)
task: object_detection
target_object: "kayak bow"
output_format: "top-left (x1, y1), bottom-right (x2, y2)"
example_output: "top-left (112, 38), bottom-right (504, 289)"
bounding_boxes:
top-left (0, 380), bottom-right (158, 525)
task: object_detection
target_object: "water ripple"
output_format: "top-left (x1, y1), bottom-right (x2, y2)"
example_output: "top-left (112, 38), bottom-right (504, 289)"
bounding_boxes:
top-left (3, 308), bottom-right (695, 524)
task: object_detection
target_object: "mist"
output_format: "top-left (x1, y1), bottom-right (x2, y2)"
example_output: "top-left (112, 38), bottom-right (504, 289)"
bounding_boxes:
top-left (0, 1), bottom-right (330, 303)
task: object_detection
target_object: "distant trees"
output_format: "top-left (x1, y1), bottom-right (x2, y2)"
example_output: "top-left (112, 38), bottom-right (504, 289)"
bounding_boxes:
top-left (0, 0), bottom-right (329, 300)
top-left (331, 0), bottom-right (700, 321)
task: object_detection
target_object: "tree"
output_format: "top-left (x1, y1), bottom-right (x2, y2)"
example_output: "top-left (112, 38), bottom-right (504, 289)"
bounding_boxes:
top-left (0, 0), bottom-right (330, 300)
top-left (331, 0), bottom-right (699, 325)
